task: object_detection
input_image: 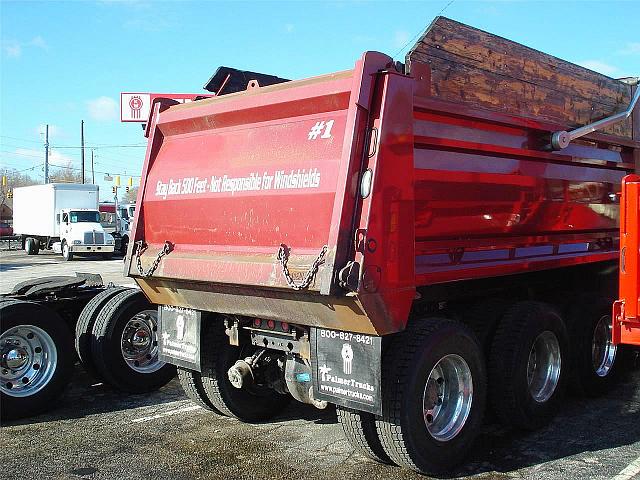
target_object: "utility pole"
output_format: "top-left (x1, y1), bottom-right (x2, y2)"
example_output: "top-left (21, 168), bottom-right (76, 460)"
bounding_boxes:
top-left (91, 149), bottom-right (95, 184)
top-left (44, 124), bottom-right (49, 184)
top-left (80, 120), bottom-right (85, 184)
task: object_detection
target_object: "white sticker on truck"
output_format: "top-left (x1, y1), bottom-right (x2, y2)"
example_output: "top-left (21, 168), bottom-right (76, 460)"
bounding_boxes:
top-left (154, 168), bottom-right (322, 199)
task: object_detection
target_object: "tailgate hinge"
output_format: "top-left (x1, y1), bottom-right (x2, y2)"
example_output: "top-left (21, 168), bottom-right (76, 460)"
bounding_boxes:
top-left (337, 261), bottom-right (360, 292)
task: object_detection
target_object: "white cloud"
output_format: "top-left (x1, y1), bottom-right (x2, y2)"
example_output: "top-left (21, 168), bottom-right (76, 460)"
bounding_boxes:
top-left (2, 36), bottom-right (48, 58)
top-left (14, 148), bottom-right (74, 166)
top-left (3, 41), bottom-right (21, 58)
top-left (393, 30), bottom-right (410, 49)
top-left (35, 124), bottom-right (65, 141)
top-left (87, 97), bottom-right (118, 122)
top-left (618, 42), bottom-right (640, 56)
top-left (29, 36), bottom-right (49, 50)
top-left (577, 60), bottom-right (619, 77)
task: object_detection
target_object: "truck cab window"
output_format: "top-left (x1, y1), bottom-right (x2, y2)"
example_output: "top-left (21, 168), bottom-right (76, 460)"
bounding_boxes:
top-left (69, 211), bottom-right (101, 223)
top-left (62, 213), bottom-right (68, 223)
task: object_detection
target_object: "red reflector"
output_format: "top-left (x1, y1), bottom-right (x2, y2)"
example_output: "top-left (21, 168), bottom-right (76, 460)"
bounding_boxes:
top-left (267, 320), bottom-right (276, 329)
top-left (253, 318), bottom-right (262, 327)
top-left (281, 322), bottom-right (289, 332)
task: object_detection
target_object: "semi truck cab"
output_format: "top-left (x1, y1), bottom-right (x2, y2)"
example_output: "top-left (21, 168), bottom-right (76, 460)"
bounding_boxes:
top-left (56, 208), bottom-right (115, 260)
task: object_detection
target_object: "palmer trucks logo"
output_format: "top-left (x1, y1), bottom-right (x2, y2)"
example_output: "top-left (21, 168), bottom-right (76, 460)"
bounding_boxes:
top-left (341, 343), bottom-right (353, 374)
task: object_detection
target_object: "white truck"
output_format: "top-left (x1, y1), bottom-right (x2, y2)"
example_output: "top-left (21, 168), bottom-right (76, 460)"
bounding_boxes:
top-left (13, 183), bottom-right (115, 261)
top-left (99, 202), bottom-right (136, 254)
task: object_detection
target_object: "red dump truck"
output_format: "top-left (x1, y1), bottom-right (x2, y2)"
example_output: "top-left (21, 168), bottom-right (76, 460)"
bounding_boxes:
top-left (125, 17), bottom-right (639, 474)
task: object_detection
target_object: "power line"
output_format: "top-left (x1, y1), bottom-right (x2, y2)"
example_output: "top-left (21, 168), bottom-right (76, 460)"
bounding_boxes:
top-left (391, 0), bottom-right (456, 60)
top-left (0, 135), bottom-right (43, 145)
top-left (48, 162), bottom-right (141, 178)
top-left (50, 144), bottom-right (147, 149)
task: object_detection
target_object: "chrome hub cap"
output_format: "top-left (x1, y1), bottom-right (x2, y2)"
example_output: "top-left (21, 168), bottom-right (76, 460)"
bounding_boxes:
top-left (592, 315), bottom-right (617, 377)
top-left (527, 331), bottom-right (561, 403)
top-left (121, 310), bottom-right (164, 374)
top-left (422, 354), bottom-right (473, 442)
top-left (0, 325), bottom-right (57, 397)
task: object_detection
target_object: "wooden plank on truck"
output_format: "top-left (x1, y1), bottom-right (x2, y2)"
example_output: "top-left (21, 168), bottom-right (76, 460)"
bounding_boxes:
top-left (407, 16), bottom-right (634, 139)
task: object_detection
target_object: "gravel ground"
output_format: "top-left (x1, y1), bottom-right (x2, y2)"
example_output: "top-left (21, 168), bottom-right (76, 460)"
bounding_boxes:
top-left (1, 248), bottom-right (639, 480)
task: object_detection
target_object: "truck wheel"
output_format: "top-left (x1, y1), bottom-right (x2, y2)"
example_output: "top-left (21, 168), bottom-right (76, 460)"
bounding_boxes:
top-left (177, 368), bottom-right (221, 413)
top-left (0, 300), bottom-right (74, 420)
top-left (62, 241), bottom-right (73, 261)
top-left (120, 236), bottom-right (129, 256)
top-left (336, 406), bottom-right (391, 464)
top-left (199, 320), bottom-right (290, 422)
top-left (25, 237), bottom-right (39, 255)
top-left (91, 289), bottom-right (175, 393)
top-left (488, 301), bottom-right (568, 430)
top-left (567, 296), bottom-right (620, 396)
top-left (375, 318), bottom-right (486, 474)
top-left (75, 286), bottom-right (130, 379)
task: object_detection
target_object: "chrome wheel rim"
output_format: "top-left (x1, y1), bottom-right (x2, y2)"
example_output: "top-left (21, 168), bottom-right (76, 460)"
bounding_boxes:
top-left (527, 331), bottom-right (561, 403)
top-left (1, 325), bottom-right (58, 397)
top-left (592, 315), bottom-right (617, 377)
top-left (422, 354), bottom-right (473, 442)
top-left (63, 244), bottom-right (69, 257)
top-left (120, 310), bottom-right (164, 373)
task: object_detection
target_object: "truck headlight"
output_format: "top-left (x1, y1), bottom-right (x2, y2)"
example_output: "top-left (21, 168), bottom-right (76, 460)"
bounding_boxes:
top-left (72, 240), bottom-right (82, 245)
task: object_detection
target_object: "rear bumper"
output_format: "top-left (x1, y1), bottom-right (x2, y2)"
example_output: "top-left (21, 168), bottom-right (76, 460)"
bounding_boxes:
top-left (135, 276), bottom-right (410, 336)
top-left (70, 245), bottom-right (115, 253)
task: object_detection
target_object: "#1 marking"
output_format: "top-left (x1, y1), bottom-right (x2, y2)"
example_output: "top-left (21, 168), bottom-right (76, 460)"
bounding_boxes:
top-left (308, 119), bottom-right (334, 140)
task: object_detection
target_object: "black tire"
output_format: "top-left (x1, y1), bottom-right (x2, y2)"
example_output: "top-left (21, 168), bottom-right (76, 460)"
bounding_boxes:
top-left (337, 406), bottom-right (391, 464)
top-left (375, 318), bottom-right (487, 474)
top-left (177, 368), bottom-right (221, 413)
top-left (567, 296), bottom-right (621, 396)
top-left (25, 237), bottom-right (38, 255)
top-left (62, 241), bottom-right (73, 261)
top-left (91, 289), bottom-right (175, 393)
top-left (488, 301), bottom-right (569, 430)
top-left (199, 319), bottom-right (290, 422)
top-left (120, 236), bottom-right (129, 256)
top-left (464, 298), bottom-right (510, 355)
top-left (75, 286), bottom-right (131, 379)
top-left (0, 301), bottom-right (74, 420)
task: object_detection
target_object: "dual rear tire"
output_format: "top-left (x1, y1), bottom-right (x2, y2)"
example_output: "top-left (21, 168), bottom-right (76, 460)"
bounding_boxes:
top-left (177, 319), bottom-right (290, 422)
top-left (337, 318), bottom-right (486, 474)
top-left (76, 288), bottom-right (175, 393)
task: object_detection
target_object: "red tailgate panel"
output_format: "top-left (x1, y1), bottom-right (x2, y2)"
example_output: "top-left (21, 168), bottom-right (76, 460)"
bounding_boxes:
top-left (129, 53), bottom-right (392, 293)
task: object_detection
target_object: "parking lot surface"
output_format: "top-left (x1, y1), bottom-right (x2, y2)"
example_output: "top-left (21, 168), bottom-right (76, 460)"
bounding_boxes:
top-left (1, 248), bottom-right (639, 480)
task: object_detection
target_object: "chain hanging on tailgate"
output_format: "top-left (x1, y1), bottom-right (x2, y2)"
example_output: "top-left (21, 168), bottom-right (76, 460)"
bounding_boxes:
top-left (277, 244), bottom-right (327, 291)
top-left (134, 240), bottom-right (173, 277)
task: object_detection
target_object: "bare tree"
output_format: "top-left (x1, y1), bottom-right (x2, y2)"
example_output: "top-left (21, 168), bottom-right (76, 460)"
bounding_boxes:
top-left (122, 186), bottom-right (138, 204)
top-left (48, 162), bottom-right (82, 183)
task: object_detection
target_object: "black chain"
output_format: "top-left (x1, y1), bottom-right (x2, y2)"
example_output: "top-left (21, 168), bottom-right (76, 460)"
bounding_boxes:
top-left (277, 244), bottom-right (328, 291)
top-left (134, 240), bottom-right (173, 277)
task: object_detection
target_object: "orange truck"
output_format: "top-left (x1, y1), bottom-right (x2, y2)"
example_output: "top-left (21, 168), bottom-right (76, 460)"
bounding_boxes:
top-left (614, 175), bottom-right (640, 346)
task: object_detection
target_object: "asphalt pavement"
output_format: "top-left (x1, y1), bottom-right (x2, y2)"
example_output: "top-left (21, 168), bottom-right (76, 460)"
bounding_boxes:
top-left (1, 248), bottom-right (639, 480)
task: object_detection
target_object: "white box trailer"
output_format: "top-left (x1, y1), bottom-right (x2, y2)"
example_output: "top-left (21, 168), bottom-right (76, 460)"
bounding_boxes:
top-left (13, 183), bottom-right (115, 260)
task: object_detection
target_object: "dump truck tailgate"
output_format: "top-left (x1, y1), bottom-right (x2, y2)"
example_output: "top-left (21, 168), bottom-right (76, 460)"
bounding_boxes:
top-left (128, 52), bottom-right (391, 295)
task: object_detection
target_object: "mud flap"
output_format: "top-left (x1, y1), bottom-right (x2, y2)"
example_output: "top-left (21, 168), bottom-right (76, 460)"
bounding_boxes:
top-left (158, 306), bottom-right (201, 371)
top-left (311, 327), bottom-right (382, 415)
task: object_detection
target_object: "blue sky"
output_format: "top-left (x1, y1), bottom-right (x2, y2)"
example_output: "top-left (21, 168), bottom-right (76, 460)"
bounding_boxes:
top-left (1, 0), bottom-right (639, 200)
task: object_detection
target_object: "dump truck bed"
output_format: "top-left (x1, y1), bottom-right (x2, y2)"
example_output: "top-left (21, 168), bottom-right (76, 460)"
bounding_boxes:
top-left (128, 17), bottom-right (638, 335)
